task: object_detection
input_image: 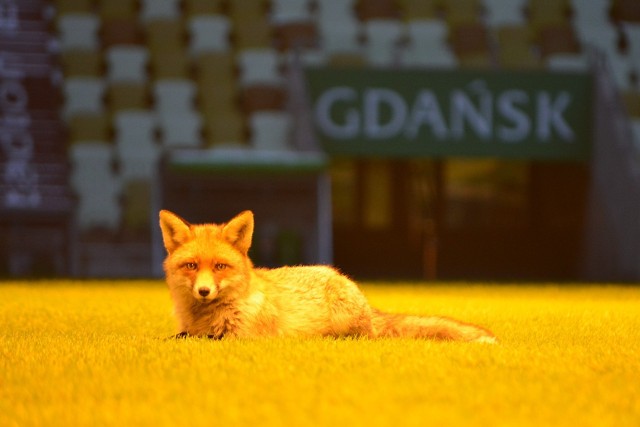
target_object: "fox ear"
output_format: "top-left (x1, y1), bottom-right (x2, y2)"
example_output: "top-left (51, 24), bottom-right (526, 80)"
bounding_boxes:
top-left (159, 210), bottom-right (192, 254)
top-left (222, 210), bottom-right (254, 255)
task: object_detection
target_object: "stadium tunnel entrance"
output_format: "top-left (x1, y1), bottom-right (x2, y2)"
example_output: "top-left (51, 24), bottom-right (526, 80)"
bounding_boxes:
top-left (329, 158), bottom-right (589, 281)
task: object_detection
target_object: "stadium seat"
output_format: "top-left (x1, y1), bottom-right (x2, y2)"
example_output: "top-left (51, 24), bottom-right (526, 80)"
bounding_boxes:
top-left (203, 110), bottom-right (247, 147)
top-left (145, 19), bottom-right (186, 56)
top-left (106, 46), bottom-right (149, 83)
top-left (249, 112), bottom-right (293, 151)
top-left (528, 0), bottom-right (572, 35)
top-left (482, 0), bottom-right (527, 27)
top-left (114, 111), bottom-right (160, 180)
top-left (237, 48), bottom-right (283, 87)
top-left (449, 22), bottom-right (493, 67)
top-left (58, 13), bottom-right (100, 51)
top-left (98, 0), bottom-right (137, 21)
top-left (234, 21), bottom-right (273, 50)
top-left (157, 111), bottom-right (203, 147)
top-left (106, 82), bottom-right (150, 113)
top-left (606, 52), bottom-right (634, 90)
top-left (241, 85), bottom-right (287, 114)
top-left (198, 79), bottom-right (238, 116)
top-left (570, 0), bottom-right (610, 28)
top-left (63, 77), bottom-right (105, 119)
top-left (317, 5), bottom-right (363, 64)
top-left (150, 52), bottom-right (190, 80)
top-left (228, 0), bottom-right (273, 50)
top-left (363, 19), bottom-right (404, 66)
top-left (356, 0), bottom-right (398, 21)
top-left (101, 18), bottom-right (143, 48)
top-left (274, 21), bottom-right (318, 52)
top-left (622, 23), bottom-right (640, 59)
top-left (443, 0), bottom-right (483, 28)
top-left (70, 142), bottom-right (122, 232)
top-left (496, 25), bottom-right (540, 69)
top-left (121, 179), bottom-right (153, 235)
top-left (61, 51), bottom-right (103, 77)
top-left (184, 0), bottom-right (225, 18)
top-left (153, 79), bottom-right (197, 114)
top-left (188, 15), bottom-right (232, 56)
top-left (67, 114), bottom-right (110, 144)
top-left (573, 21), bottom-right (619, 56)
top-left (401, 19), bottom-right (458, 67)
top-left (538, 24), bottom-right (581, 59)
top-left (271, 0), bottom-right (313, 24)
top-left (195, 52), bottom-right (238, 114)
top-left (139, 0), bottom-right (181, 23)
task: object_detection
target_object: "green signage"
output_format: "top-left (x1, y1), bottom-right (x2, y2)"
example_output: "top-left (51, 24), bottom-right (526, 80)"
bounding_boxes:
top-left (304, 68), bottom-right (593, 161)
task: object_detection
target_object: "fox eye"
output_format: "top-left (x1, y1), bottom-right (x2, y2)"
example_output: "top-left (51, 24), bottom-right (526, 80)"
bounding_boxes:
top-left (214, 263), bottom-right (228, 271)
top-left (184, 262), bottom-right (198, 270)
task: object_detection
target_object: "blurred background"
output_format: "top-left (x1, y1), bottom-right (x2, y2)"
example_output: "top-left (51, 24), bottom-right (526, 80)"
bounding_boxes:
top-left (1, 0), bottom-right (639, 281)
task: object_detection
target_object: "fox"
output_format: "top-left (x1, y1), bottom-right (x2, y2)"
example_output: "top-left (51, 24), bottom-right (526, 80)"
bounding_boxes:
top-left (159, 210), bottom-right (497, 343)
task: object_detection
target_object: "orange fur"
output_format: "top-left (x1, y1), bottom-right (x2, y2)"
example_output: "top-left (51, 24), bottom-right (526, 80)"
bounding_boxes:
top-left (159, 210), bottom-right (496, 343)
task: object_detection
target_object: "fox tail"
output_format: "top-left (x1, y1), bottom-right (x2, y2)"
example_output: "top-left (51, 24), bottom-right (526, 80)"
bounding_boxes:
top-left (371, 309), bottom-right (497, 343)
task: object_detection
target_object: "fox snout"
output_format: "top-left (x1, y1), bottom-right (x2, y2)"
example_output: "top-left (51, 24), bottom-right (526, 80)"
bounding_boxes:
top-left (194, 282), bottom-right (217, 300)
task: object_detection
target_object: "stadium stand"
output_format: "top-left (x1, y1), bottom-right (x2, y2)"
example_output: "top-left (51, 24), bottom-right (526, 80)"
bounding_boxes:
top-left (49, 0), bottom-right (640, 277)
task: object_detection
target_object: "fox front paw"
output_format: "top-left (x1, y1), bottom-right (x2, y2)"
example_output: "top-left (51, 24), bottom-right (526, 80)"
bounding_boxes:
top-left (172, 331), bottom-right (189, 339)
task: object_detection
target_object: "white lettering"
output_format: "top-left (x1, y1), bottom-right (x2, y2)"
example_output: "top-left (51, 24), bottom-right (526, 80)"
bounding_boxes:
top-left (315, 86), bottom-right (359, 139)
top-left (363, 88), bottom-right (407, 139)
top-left (450, 86), bottom-right (492, 140)
top-left (497, 90), bottom-right (530, 142)
top-left (536, 92), bottom-right (574, 142)
top-left (405, 90), bottom-right (448, 139)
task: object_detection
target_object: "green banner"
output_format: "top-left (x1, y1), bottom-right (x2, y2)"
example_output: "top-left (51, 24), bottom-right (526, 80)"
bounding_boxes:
top-left (305, 68), bottom-right (593, 161)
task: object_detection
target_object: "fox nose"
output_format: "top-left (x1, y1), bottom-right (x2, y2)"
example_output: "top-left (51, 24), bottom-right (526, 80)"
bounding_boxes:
top-left (198, 287), bottom-right (210, 297)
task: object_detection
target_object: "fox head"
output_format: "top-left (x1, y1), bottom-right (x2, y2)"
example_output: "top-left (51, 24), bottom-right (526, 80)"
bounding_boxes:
top-left (159, 210), bottom-right (254, 302)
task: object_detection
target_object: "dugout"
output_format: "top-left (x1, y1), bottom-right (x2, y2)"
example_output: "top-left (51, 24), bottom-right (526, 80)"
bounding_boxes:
top-left (152, 149), bottom-right (331, 277)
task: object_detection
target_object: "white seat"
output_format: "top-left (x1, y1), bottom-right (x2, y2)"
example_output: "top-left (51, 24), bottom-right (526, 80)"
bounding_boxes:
top-left (153, 79), bottom-right (197, 113)
top-left (70, 142), bottom-right (122, 230)
top-left (401, 20), bottom-right (458, 67)
top-left (271, 0), bottom-right (313, 24)
top-left (606, 52), bottom-right (634, 90)
top-left (316, 0), bottom-right (360, 55)
top-left (75, 192), bottom-right (122, 231)
top-left (158, 111), bottom-right (203, 147)
top-left (249, 112), bottom-right (292, 150)
top-left (481, 0), bottom-right (526, 27)
top-left (570, 0), bottom-right (610, 27)
top-left (188, 15), bottom-right (231, 55)
top-left (237, 48), bottom-right (283, 87)
top-left (70, 143), bottom-right (117, 192)
top-left (574, 21), bottom-right (618, 55)
top-left (318, 18), bottom-right (362, 55)
top-left (58, 13), bottom-right (100, 51)
top-left (364, 20), bottom-right (403, 66)
top-left (63, 77), bottom-right (105, 118)
top-left (139, 0), bottom-right (181, 22)
top-left (106, 46), bottom-right (149, 83)
top-left (316, 0), bottom-right (357, 25)
top-left (622, 23), bottom-right (640, 60)
top-left (116, 110), bottom-right (161, 181)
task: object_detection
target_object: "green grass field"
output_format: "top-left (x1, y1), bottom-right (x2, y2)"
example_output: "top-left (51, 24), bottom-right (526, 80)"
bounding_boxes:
top-left (1, 280), bottom-right (639, 427)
